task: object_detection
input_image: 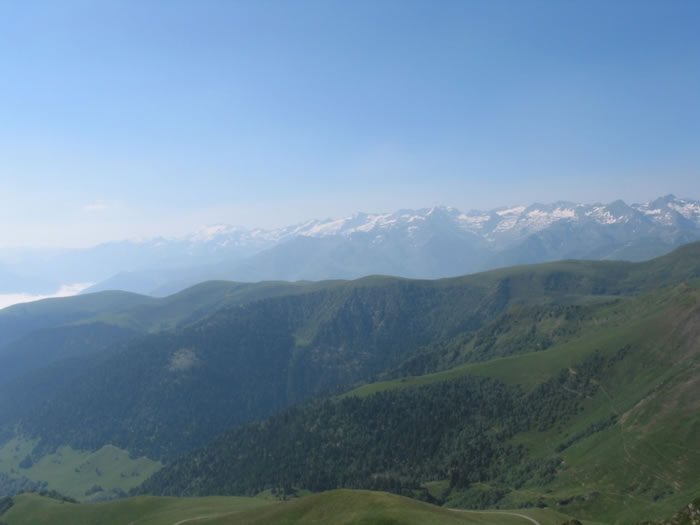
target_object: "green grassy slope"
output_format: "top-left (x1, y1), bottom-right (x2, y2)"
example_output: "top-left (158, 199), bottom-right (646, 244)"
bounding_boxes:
top-left (0, 492), bottom-right (271, 525)
top-left (623, 241), bottom-right (700, 291)
top-left (0, 438), bottom-right (161, 502)
top-left (383, 283), bottom-right (700, 523)
top-left (536, 299), bottom-right (700, 522)
top-left (457, 282), bottom-right (700, 523)
top-left (0, 490), bottom-right (588, 525)
top-left (226, 490), bottom-right (558, 525)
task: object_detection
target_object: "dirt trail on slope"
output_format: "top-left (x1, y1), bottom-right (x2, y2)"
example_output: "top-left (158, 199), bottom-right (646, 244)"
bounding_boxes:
top-left (173, 514), bottom-right (223, 525)
top-left (171, 507), bottom-right (542, 525)
top-left (453, 509), bottom-right (541, 525)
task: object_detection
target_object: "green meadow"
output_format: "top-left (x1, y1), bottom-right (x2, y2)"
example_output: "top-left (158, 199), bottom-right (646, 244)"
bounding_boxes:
top-left (0, 438), bottom-right (160, 502)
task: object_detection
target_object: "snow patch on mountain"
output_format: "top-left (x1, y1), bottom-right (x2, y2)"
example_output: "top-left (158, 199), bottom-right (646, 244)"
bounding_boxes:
top-left (496, 206), bottom-right (526, 216)
top-left (172, 196), bottom-right (700, 256)
top-left (586, 207), bottom-right (620, 225)
top-left (355, 213), bottom-right (396, 233)
top-left (191, 224), bottom-right (238, 242)
top-left (669, 201), bottom-right (700, 224)
top-left (304, 217), bottom-right (352, 236)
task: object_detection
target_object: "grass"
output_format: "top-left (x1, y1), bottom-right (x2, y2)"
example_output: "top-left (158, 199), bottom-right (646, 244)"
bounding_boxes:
top-left (499, 288), bottom-right (700, 524)
top-left (543, 369), bottom-right (700, 524)
top-left (187, 490), bottom-right (582, 525)
top-left (0, 437), bottom-right (161, 502)
top-left (0, 489), bottom-right (594, 525)
top-left (0, 492), bottom-right (272, 525)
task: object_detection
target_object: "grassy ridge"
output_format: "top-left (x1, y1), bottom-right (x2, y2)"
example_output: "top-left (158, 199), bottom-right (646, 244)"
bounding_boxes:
top-left (0, 492), bottom-right (271, 525)
top-left (0, 490), bottom-right (588, 525)
top-left (225, 490), bottom-right (549, 525)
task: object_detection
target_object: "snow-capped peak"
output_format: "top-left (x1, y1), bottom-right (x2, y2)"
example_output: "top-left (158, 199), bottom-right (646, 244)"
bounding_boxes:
top-left (190, 224), bottom-right (239, 242)
top-left (175, 196), bottom-right (699, 254)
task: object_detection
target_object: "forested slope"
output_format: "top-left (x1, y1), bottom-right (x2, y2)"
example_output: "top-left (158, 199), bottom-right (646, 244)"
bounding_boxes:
top-left (139, 278), bottom-right (700, 523)
top-left (12, 243), bottom-right (699, 461)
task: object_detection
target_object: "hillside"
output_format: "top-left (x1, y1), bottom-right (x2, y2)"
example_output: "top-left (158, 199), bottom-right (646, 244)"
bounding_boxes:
top-left (0, 279), bottom-right (316, 349)
top-left (4, 238), bottom-right (695, 396)
top-left (138, 277), bottom-right (700, 523)
top-left (0, 280), bottom-right (325, 446)
top-left (0, 279), bottom-right (319, 417)
top-left (218, 490), bottom-right (576, 525)
top-left (1, 243), bottom-right (699, 521)
top-left (0, 491), bottom-right (271, 525)
top-left (0, 490), bottom-right (582, 525)
top-left (8, 244), bottom-right (700, 462)
top-left (0, 291), bottom-right (153, 349)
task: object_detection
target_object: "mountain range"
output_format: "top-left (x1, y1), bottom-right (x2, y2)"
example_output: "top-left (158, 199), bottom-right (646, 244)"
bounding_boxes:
top-left (2, 194), bottom-right (699, 297)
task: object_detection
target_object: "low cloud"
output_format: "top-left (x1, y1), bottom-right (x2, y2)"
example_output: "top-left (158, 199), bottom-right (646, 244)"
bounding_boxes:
top-left (83, 199), bottom-right (125, 213)
top-left (0, 282), bottom-right (94, 310)
top-left (83, 200), bottom-right (109, 213)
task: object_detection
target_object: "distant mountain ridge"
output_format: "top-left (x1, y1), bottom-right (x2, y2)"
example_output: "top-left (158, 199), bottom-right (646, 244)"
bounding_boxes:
top-left (143, 194), bottom-right (700, 248)
top-left (177, 193), bottom-right (700, 244)
top-left (87, 194), bottom-right (700, 295)
top-left (2, 195), bottom-right (699, 297)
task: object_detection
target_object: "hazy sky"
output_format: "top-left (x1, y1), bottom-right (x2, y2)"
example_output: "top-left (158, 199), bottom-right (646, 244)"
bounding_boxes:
top-left (1, 0), bottom-right (699, 248)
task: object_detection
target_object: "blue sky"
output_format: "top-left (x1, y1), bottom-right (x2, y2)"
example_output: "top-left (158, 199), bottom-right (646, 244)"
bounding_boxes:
top-left (1, 0), bottom-right (699, 248)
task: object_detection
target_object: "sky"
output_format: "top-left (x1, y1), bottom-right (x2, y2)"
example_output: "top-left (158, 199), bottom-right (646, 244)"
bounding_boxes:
top-left (1, 0), bottom-right (699, 248)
